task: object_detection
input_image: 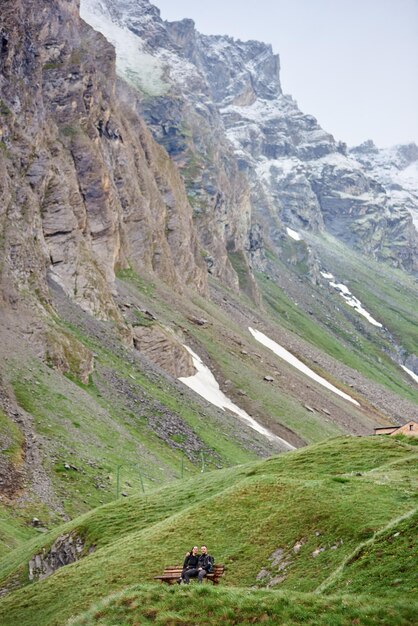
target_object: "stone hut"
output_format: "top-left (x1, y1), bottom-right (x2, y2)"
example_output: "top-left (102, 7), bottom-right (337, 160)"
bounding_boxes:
top-left (374, 421), bottom-right (418, 438)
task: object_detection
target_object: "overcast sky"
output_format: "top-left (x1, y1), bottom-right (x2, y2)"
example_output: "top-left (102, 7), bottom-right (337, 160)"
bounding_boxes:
top-left (155, 0), bottom-right (418, 148)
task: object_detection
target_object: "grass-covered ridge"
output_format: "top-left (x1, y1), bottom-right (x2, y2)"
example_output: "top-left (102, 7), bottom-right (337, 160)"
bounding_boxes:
top-left (68, 584), bottom-right (418, 626)
top-left (0, 436), bottom-right (417, 626)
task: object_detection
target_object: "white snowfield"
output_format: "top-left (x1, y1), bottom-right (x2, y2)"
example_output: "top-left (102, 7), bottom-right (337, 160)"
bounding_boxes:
top-left (179, 346), bottom-right (295, 450)
top-left (320, 272), bottom-right (383, 328)
top-left (401, 365), bottom-right (418, 385)
top-left (249, 327), bottom-right (360, 406)
top-left (286, 227), bottom-right (302, 241)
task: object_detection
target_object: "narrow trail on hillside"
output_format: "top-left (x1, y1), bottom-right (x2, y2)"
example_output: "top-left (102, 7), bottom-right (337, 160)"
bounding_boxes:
top-left (315, 506), bottom-right (418, 594)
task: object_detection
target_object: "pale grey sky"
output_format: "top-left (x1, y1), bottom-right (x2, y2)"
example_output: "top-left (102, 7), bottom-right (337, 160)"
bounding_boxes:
top-left (154, 0), bottom-right (418, 148)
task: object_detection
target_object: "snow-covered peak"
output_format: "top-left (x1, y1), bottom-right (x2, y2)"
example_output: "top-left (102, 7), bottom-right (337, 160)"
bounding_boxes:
top-left (351, 142), bottom-right (418, 174)
top-left (197, 35), bottom-right (282, 106)
top-left (81, 0), bottom-right (418, 271)
top-left (81, 0), bottom-right (162, 33)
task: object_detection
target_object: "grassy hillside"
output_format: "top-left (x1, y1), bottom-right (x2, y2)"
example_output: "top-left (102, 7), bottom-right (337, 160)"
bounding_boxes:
top-left (0, 264), bottom-right (358, 558)
top-left (317, 234), bottom-right (418, 356)
top-left (0, 507), bottom-right (36, 560)
top-left (67, 584), bottom-right (418, 626)
top-left (0, 436), bottom-right (417, 626)
top-left (118, 271), bottom-right (354, 444)
top-left (8, 337), bottom-right (258, 516)
top-left (2, 241), bottom-right (417, 567)
top-left (117, 269), bottom-right (389, 442)
top-left (2, 236), bottom-right (417, 564)
top-left (261, 237), bottom-right (418, 404)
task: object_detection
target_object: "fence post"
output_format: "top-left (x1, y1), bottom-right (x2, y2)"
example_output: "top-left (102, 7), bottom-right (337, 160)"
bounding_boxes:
top-left (116, 464), bottom-right (122, 499)
top-left (138, 466), bottom-right (145, 494)
top-left (200, 450), bottom-right (205, 473)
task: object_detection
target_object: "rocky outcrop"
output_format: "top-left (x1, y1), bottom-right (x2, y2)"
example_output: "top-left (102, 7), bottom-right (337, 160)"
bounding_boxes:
top-left (45, 328), bottom-right (95, 385)
top-left (199, 38), bottom-right (418, 274)
top-left (0, 0), bottom-right (206, 320)
top-left (28, 533), bottom-right (91, 582)
top-left (405, 354), bottom-right (418, 377)
top-left (132, 324), bottom-right (195, 377)
top-left (350, 141), bottom-right (418, 232)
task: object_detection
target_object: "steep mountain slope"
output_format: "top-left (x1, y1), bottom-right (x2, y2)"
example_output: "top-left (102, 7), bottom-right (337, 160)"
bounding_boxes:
top-left (0, 437), bottom-right (416, 626)
top-left (0, 0), bottom-right (417, 564)
top-left (79, 0), bottom-right (418, 385)
top-left (80, 0), bottom-right (256, 293)
top-left (0, 2), bottom-right (417, 624)
top-left (0, 0), bottom-right (263, 545)
top-left (2, 246), bottom-right (417, 562)
top-left (80, 0), bottom-right (418, 277)
top-left (0, 0), bottom-right (206, 323)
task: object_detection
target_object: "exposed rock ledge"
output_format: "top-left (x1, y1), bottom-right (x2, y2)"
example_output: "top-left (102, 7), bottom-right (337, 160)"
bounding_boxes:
top-left (28, 533), bottom-right (94, 583)
top-left (133, 324), bottom-right (195, 378)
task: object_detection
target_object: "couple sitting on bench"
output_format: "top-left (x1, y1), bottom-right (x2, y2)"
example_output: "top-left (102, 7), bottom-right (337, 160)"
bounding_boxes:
top-left (178, 544), bottom-right (214, 584)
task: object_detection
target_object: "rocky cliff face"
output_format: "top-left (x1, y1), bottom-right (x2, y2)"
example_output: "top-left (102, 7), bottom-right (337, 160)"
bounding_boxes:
top-left (350, 141), bottom-right (418, 230)
top-left (0, 0), bottom-right (206, 321)
top-left (81, 0), bottom-right (260, 297)
top-left (80, 0), bottom-right (418, 277)
top-left (198, 37), bottom-right (418, 274)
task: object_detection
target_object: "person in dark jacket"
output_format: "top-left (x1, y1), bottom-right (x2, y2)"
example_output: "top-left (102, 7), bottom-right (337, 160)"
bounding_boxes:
top-left (182, 545), bottom-right (214, 584)
top-left (196, 545), bottom-right (214, 583)
top-left (178, 545), bottom-right (199, 584)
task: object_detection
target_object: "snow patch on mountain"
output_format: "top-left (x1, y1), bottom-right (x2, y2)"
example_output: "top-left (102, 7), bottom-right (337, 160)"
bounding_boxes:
top-left (401, 365), bottom-right (418, 385)
top-left (286, 228), bottom-right (302, 241)
top-left (313, 152), bottom-right (363, 172)
top-left (80, 0), bottom-right (169, 96)
top-left (320, 272), bottom-right (383, 328)
top-left (398, 161), bottom-right (418, 194)
top-left (249, 328), bottom-right (360, 406)
top-left (179, 346), bottom-right (295, 449)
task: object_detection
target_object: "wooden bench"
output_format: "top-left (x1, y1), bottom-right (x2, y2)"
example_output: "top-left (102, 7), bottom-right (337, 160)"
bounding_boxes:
top-left (155, 564), bottom-right (225, 585)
